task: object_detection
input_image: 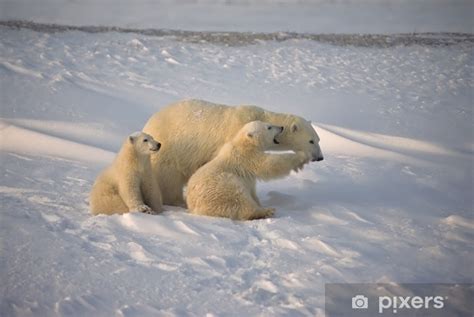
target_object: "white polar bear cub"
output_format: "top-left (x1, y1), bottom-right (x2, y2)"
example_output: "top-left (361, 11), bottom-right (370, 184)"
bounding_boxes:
top-left (186, 121), bottom-right (309, 220)
top-left (90, 132), bottom-right (163, 215)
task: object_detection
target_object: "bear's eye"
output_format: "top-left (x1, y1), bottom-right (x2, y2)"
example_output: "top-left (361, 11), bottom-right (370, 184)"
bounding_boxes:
top-left (309, 140), bottom-right (314, 144)
top-left (144, 139), bottom-right (148, 142)
top-left (267, 126), bottom-right (272, 130)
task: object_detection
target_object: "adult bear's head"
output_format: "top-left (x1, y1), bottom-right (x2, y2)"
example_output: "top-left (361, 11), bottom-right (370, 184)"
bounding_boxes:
top-left (280, 116), bottom-right (324, 162)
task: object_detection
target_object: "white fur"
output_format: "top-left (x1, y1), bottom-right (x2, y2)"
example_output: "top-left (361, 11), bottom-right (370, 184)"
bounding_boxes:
top-left (89, 132), bottom-right (162, 215)
top-left (186, 121), bottom-right (310, 220)
top-left (142, 99), bottom-right (323, 206)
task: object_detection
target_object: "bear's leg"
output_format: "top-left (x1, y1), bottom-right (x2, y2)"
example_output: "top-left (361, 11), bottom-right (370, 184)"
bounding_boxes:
top-left (148, 191), bottom-right (163, 214)
top-left (150, 149), bottom-right (188, 207)
top-left (256, 152), bottom-right (309, 181)
top-left (118, 174), bottom-right (151, 212)
top-left (234, 190), bottom-right (274, 221)
top-left (250, 185), bottom-right (262, 206)
top-left (152, 159), bottom-right (186, 206)
top-left (142, 178), bottom-right (163, 213)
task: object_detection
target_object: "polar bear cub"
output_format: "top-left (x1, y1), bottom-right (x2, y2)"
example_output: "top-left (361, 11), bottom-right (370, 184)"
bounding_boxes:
top-left (90, 132), bottom-right (163, 215)
top-left (186, 121), bottom-right (309, 220)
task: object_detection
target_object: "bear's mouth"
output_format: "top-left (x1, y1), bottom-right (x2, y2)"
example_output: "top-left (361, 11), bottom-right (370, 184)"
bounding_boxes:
top-left (150, 143), bottom-right (161, 152)
top-left (273, 138), bottom-right (280, 145)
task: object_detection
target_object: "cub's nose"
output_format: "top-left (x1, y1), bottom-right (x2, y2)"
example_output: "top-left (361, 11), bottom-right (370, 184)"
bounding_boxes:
top-left (316, 156), bottom-right (324, 162)
top-left (151, 142), bottom-right (161, 151)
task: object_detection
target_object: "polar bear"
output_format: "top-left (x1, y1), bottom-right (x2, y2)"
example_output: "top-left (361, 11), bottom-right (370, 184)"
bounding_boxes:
top-left (143, 99), bottom-right (324, 206)
top-left (186, 121), bottom-right (310, 220)
top-left (89, 132), bottom-right (163, 215)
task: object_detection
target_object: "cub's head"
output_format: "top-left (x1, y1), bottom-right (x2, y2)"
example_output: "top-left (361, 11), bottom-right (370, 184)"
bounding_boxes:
top-left (282, 117), bottom-right (324, 162)
top-left (238, 121), bottom-right (284, 150)
top-left (128, 132), bottom-right (161, 155)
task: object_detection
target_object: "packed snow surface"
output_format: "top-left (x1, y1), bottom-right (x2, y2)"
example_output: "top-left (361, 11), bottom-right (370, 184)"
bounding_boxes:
top-left (0, 18), bottom-right (473, 317)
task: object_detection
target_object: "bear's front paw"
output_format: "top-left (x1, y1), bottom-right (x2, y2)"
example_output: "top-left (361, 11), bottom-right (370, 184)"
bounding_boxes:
top-left (263, 207), bottom-right (276, 217)
top-left (145, 209), bottom-right (162, 215)
top-left (249, 207), bottom-right (275, 220)
top-left (134, 204), bottom-right (153, 214)
top-left (293, 151), bottom-right (310, 172)
top-left (257, 207), bottom-right (275, 219)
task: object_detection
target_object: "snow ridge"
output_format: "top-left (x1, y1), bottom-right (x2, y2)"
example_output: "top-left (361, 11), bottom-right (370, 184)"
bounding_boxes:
top-left (1, 21), bottom-right (473, 47)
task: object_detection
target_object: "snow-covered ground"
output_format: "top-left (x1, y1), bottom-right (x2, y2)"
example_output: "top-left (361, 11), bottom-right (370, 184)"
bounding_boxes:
top-left (1, 2), bottom-right (473, 316)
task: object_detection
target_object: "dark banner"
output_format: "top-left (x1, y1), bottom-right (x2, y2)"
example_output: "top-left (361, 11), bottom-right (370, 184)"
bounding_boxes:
top-left (325, 283), bottom-right (473, 317)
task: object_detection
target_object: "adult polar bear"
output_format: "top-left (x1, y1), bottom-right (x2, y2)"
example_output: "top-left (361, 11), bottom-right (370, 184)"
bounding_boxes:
top-left (143, 99), bottom-right (324, 206)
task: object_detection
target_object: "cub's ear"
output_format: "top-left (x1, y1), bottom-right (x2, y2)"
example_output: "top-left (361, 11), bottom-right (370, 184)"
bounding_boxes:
top-left (129, 135), bottom-right (135, 144)
top-left (291, 123), bottom-right (298, 132)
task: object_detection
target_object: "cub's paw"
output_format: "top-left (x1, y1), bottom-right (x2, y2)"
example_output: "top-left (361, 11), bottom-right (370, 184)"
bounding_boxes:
top-left (134, 204), bottom-right (153, 214)
top-left (252, 207), bottom-right (275, 220)
top-left (293, 151), bottom-right (310, 172)
top-left (263, 207), bottom-right (276, 218)
top-left (146, 209), bottom-right (162, 215)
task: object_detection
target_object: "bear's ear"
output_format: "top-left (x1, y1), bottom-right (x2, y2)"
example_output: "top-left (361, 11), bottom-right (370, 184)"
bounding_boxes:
top-left (129, 135), bottom-right (135, 144)
top-left (291, 123), bottom-right (298, 132)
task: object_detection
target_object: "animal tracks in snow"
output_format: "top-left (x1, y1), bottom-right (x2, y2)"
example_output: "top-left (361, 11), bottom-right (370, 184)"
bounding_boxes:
top-left (117, 211), bottom-right (201, 239)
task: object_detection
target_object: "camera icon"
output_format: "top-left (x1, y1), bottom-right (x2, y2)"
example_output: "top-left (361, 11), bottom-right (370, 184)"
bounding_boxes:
top-left (352, 295), bottom-right (369, 309)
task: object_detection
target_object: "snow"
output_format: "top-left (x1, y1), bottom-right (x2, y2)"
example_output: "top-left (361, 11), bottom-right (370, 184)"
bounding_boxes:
top-left (1, 3), bottom-right (473, 316)
top-left (0, 120), bottom-right (115, 164)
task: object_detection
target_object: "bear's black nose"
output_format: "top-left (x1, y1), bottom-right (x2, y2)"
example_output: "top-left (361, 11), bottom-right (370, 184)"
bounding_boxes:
top-left (316, 157), bottom-right (324, 162)
top-left (157, 143), bottom-right (161, 150)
